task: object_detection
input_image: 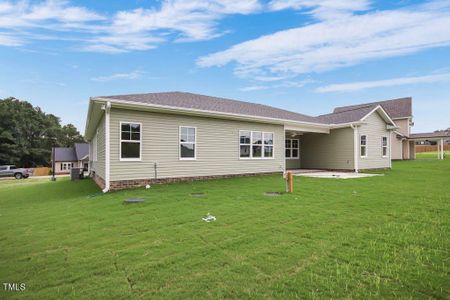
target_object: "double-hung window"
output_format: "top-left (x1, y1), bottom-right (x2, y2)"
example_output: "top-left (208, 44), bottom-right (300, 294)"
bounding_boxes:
top-left (285, 139), bottom-right (299, 159)
top-left (239, 131), bottom-right (251, 158)
top-left (120, 122), bottom-right (141, 160)
top-left (180, 126), bottom-right (196, 160)
top-left (382, 136), bottom-right (388, 157)
top-left (263, 133), bottom-right (274, 158)
top-left (239, 131), bottom-right (274, 159)
top-left (252, 131), bottom-right (262, 158)
top-left (360, 135), bottom-right (367, 157)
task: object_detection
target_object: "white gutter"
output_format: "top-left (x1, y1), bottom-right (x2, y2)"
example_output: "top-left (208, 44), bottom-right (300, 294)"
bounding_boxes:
top-left (351, 124), bottom-right (359, 173)
top-left (329, 121), bottom-right (365, 129)
top-left (102, 101), bottom-right (111, 193)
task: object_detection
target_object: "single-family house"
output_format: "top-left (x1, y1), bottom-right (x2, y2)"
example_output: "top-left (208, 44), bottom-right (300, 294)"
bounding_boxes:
top-left (53, 143), bottom-right (89, 174)
top-left (85, 92), bottom-right (399, 192)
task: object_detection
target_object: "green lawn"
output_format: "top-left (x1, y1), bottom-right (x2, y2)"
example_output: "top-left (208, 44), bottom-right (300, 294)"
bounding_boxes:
top-left (1, 160), bottom-right (449, 299)
top-left (416, 151), bottom-right (449, 159)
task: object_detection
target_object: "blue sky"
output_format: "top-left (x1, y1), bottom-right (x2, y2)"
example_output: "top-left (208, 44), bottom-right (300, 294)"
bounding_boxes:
top-left (0, 0), bottom-right (449, 133)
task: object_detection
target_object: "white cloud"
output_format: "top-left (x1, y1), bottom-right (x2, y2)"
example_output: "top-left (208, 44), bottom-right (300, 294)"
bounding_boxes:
top-left (198, 1), bottom-right (450, 79)
top-left (87, 0), bottom-right (261, 51)
top-left (0, 0), bottom-right (104, 29)
top-left (240, 79), bottom-right (314, 91)
top-left (268, 0), bottom-right (371, 20)
top-left (0, 33), bottom-right (23, 46)
top-left (0, 0), bottom-right (262, 52)
top-left (82, 34), bottom-right (164, 53)
top-left (111, 1), bottom-right (261, 41)
top-left (316, 72), bottom-right (450, 93)
top-left (239, 85), bottom-right (269, 91)
top-left (91, 70), bottom-right (145, 82)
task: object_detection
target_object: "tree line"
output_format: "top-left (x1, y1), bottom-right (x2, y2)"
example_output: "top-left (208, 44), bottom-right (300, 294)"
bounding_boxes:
top-left (0, 97), bottom-right (85, 167)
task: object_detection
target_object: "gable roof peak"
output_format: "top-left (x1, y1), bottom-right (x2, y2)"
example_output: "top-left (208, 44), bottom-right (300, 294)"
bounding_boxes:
top-left (333, 97), bottom-right (412, 119)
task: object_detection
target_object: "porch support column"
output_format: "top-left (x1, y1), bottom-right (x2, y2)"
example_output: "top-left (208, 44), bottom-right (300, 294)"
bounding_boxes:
top-left (437, 140), bottom-right (440, 159)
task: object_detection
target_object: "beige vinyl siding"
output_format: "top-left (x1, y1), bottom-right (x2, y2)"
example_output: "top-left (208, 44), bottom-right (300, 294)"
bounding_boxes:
top-left (402, 139), bottom-right (410, 159)
top-left (391, 118), bottom-right (410, 160)
top-left (358, 112), bottom-right (390, 169)
top-left (90, 115), bottom-right (105, 179)
top-left (54, 161), bottom-right (77, 174)
top-left (109, 108), bottom-right (285, 181)
top-left (285, 134), bottom-right (301, 169)
top-left (394, 118), bottom-right (410, 136)
top-left (391, 133), bottom-right (403, 160)
top-left (409, 141), bottom-right (416, 159)
top-left (301, 128), bottom-right (354, 170)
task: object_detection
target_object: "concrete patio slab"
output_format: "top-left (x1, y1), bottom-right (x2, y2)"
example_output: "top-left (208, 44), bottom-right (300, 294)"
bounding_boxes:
top-left (293, 171), bottom-right (383, 179)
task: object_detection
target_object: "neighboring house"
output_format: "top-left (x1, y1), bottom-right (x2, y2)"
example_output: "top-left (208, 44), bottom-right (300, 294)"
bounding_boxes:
top-left (53, 143), bottom-right (89, 174)
top-left (84, 92), bottom-right (397, 191)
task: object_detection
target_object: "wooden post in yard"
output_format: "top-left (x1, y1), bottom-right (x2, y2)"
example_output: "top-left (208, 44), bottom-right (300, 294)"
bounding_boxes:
top-left (287, 171), bottom-right (294, 193)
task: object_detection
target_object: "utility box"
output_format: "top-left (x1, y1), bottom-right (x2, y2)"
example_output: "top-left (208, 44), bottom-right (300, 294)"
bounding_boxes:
top-left (70, 168), bottom-right (84, 181)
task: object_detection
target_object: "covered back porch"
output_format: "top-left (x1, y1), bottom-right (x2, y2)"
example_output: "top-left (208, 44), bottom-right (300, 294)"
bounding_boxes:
top-left (409, 132), bottom-right (448, 160)
top-left (284, 126), bottom-right (355, 171)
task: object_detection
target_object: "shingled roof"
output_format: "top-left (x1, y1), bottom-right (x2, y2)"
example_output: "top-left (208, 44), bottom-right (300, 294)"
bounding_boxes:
top-left (98, 91), bottom-right (322, 124)
top-left (74, 143), bottom-right (89, 160)
top-left (409, 131), bottom-right (449, 139)
top-left (54, 148), bottom-right (77, 162)
top-left (333, 97), bottom-right (412, 119)
top-left (316, 105), bottom-right (375, 124)
top-left (54, 143), bottom-right (89, 162)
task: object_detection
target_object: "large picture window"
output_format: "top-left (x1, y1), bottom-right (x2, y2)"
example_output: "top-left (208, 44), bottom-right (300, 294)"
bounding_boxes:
top-left (239, 130), bottom-right (274, 159)
top-left (285, 139), bottom-right (299, 159)
top-left (382, 136), bottom-right (388, 157)
top-left (360, 135), bottom-right (367, 157)
top-left (180, 126), bottom-right (196, 160)
top-left (120, 122), bottom-right (141, 160)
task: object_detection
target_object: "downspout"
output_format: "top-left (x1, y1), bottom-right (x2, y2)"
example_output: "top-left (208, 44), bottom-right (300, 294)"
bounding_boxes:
top-left (351, 124), bottom-right (359, 173)
top-left (400, 138), bottom-right (404, 159)
top-left (102, 101), bottom-right (111, 193)
top-left (389, 132), bottom-right (392, 169)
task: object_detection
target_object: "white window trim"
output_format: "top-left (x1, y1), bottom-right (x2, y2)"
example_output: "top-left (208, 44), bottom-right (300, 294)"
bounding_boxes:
top-left (119, 121), bottom-right (142, 162)
top-left (360, 135), bottom-right (368, 158)
top-left (382, 136), bottom-right (388, 158)
top-left (239, 130), bottom-right (275, 160)
top-left (179, 126), bottom-right (197, 161)
top-left (61, 162), bottom-right (73, 171)
top-left (285, 138), bottom-right (300, 159)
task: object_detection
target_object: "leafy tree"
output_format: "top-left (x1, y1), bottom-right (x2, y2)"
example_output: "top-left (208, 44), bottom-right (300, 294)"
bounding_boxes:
top-left (59, 124), bottom-right (85, 147)
top-left (0, 97), bottom-right (85, 167)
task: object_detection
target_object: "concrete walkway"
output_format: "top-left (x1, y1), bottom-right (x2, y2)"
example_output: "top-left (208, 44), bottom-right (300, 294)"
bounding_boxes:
top-left (0, 174), bottom-right (69, 181)
top-left (292, 170), bottom-right (383, 179)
